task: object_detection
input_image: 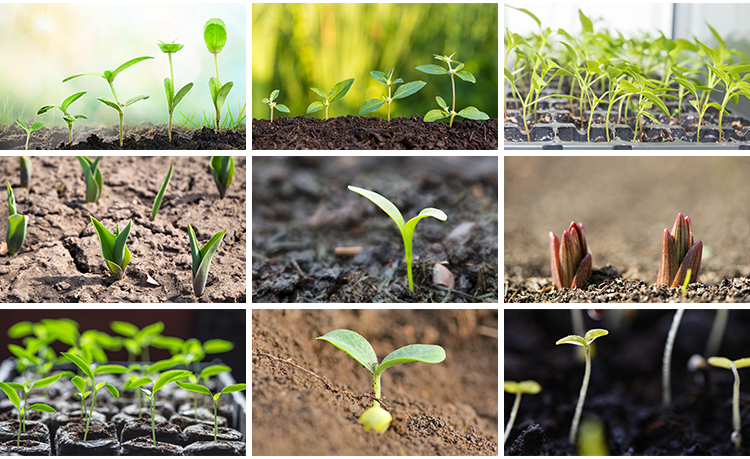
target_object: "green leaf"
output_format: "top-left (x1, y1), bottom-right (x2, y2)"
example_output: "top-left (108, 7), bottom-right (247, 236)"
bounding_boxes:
top-left (457, 107), bottom-right (490, 120)
top-left (424, 109), bottom-right (448, 122)
top-left (436, 96), bottom-right (448, 111)
top-left (370, 71), bottom-right (388, 84)
top-left (27, 403), bottom-right (56, 413)
top-left (7, 214), bottom-right (28, 256)
top-left (62, 72), bottom-right (104, 83)
top-left (504, 380), bottom-right (542, 394)
top-left (152, 161), bottom-right (173, 220)
top-left (579, 9), bottom-right (593, 34)
top-left (203, 339), bottom-right (234, 354)
top-left (90, 216), bottom-right (131, 278)
top-left (108, 56), bottom-right (154, 83)
top-left (124, 95), bottom-right (149, 108)
top-left (641, 92), bottom-right (671, 117)
top-left (30, 122), bottom-right (45, 131)
top-left (347, 185), bottom-right (404, 231)
top-left (359, 99), bottom-right (386, 115)
top-left (112, 220), bottom-right (132, 269)
top-left (275, 103), bottom-right (290, 113)
top-left (200, 364), bottom-right (231, 379)
top-left (220, 383), bottom-right (246, 394)
top-left (188, 226), bottom-right (226, 297)
top-left (506, 5), bottom-right (541, 28)
top-left (270, 89), bottom-right (279, 100)
top-left (619, 79), bottom-right (639, 94)
top-left (7, 321), bottom-right (32, 338)
top-left (329, 78), bottom-right (354, 104)
top-left (584, 328), bottom-right (609, 343)
top-left (392, 77), bottom-right (403, 84)
top-left (261, 98), bottom-right (270, 104)
top-left (153, 369), bottom-right (191, 393)
top-left (456, 71), bottom-right (476, 83)
top-left (157, 40), bottom-right (184, 54)
top-left (556, 334), bottom-right (587, 347)
top-left (0, 382), bottom-right (20, 410)
top-left (416, 64), bottom-right (449, 75)
top-left (8, 344), bottom-right (38, 364)
top-left (176, 381), bottom-right (213, 396)
top-left (316, 329), bottom-right (378, 373)
top-left (103, 383), bottom-right (119, 398)
top-left (93, 364), bottom-right (128, 375)
top-left (734, 358), bottom-right (750, 369)
top-left (71, 375), bottom-right (87, 393)
top-left (61, 91), bottom-right (87, 112)
top-left (216, 81), bottom-right (233, 110)
top-left (311, 87), bottom-right (327, 98)
top-left (307, 101), bottom-right (324, 114)
top-left (62, 352), bottom-right (94, 382)
top-left (708, 356), bottom-right (733, 369)
top-left (164, 78), bottom-right (175, 106)
top-left (37, 105), bottom-right (56, 115)
top-left (204, 18), bottom-right (228, 54)
top-left (31, 373), bottom-right (63, 389)
top-left (392, 81), bottom-right (426, 100)
top-left (210, 156), bottom-right (234, 198)
top-left (97, 97), bottom-right (120, 112)
top-left (375, 344), bottom-right (446, 375)
top-left (111, 321), bottom-right (138, 337)
top-left (124, 376), bottom-right (152, 390)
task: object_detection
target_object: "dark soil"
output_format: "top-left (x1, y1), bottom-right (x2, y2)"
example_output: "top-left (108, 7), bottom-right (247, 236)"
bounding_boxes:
top-left (252, 156), bottom-right (498, 303)
top-left (504, 309), bottom-right (750, 455)
top-left (251, 115), bottom-right (498, 150)
top-left (252, 309), bottom-right (498, 455)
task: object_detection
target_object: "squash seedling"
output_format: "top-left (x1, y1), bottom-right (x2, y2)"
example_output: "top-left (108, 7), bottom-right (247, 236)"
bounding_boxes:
top-left (204, 18), bottom-right (234, 133)
top-left (262, 89), bottom-right (290, 122)
top-left (307, 78), bottom-right (355, 119)
top-left (656, 213), bottom-right (703, 287)
top-left (90, 216), bottom-right (132, 280)
top-left (662, 309), bottom-right (684, 407)
top-left (707, 356), bottom-right (750, 450)
top-left (15, 120), bottom-right (45, 151)
top-left (504, 380), bottom-right (541, 446)
top-left (0, 374), bottom-right (61, 447)
top-left (188, 225), bottom-right (226, 297)
top-left (138, 369), bottom-right (192, 446)
top-left (316, 329), bottom-right (445, 434)
top-left (176, 380), bottom-right (246, 442)
top-left (151, 160), bottom-right (173, 220)
top-left (549, 221), bottom-right (592, 290)
top-left (76, 156), bottom-right (102, 203)
top-left (210, 156), bottom-right (234, 199)
top-left (359, 68), bottom-right (426, 121)
top-left (19, 156), bottom-right (31, 190)
top-left (6, 183), bottom-right (28, 257)
top-left (37, 91), bottom-right (87, 145)
top-left (348, 185), bottom-right (447, 292)
top-left (158, 39), bottom-right (194, 142)
top-left (556, 328), bottom-right (608, 446)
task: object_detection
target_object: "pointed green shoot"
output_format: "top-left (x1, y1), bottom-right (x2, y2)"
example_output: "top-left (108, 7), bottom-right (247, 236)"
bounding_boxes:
top-left (151, 161), bottom-right (174, 220)
top-left (187, 225), bottom-right (226, 297)
top-left (210, 156), bottom-right (234, 199)
top-left (19, 156), bottom-right (31, 189)
top-left (76, 156), bottom-right (102, 203)
top-left (6, 183), bottom-right (28, 257)
top-left (90, 216), bottom-right (132, 280)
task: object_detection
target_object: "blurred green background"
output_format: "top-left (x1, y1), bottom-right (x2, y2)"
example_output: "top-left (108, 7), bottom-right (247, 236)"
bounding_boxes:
top-left (252, 3), bottom-right (498, 121)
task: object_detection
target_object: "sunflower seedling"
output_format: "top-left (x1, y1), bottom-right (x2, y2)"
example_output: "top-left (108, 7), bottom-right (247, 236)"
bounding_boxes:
top-left (348, 185), bottom-right (447, 292)
top-left (708, 356), bottom-right (750, 450)
top-left (6, 183), bottom-right (28, 257)
top-left (656, 213), bottom-right (703, 287)
top-left (0, 374), bottom-right (61, 447)
top-left (15, 120), bottom-right (45, 151)
top-left (90, 216), bottom-right (132, 280)
top-left (19, 156), bottom-right (31, 189)
top-left (176, 379), bottom-right (246, 442)
top-left (188, 225), bottom-right (226, 297)
top-left (504, 380), bottom-right (542, 446)
top-left (549, 221), bottom-right (592, 290)
top-left (210, 156), bottom-right (234, 199)
top-left (37, 91), bottom-right (87, 145)
top-left (139, 370), bottom-right (191, 446)
top-left (151, 160), bottom-right (173, 220)
top-left (204, 18), bottom-right (234, 133)
top-left (77, 156), bottom-right (102, 203)
top-left (359, 69), bottom-right (426, 121)
top-left (158, 39), bottom-right (194, 142)
top-left (317, 329), bottom-right (445, 434)
top-left (307, 78), bottom-right (355, 119)
top-left (262, 89), bottom-right (290, 122)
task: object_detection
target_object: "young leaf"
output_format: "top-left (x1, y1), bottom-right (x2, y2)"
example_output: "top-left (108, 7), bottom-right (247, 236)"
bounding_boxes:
top-left (376, 344), bottom-right (446, 373)
top-left (316, 329), bottom-right (378, 373)
top-left (424, 109), bottom-right (448, 122)
top-left (151, 161), bottom-right (174, 220)
top-left (188, 225), bottom-right (226, 297)
top-left (457, 107), bottom-right (490, 120)
top-left (392, 81), bottom-right (427, 99)
top-left (203, 18), bottom-right (228, 54)
top-left (62, 352), bottom-right (94, 382)
top-left (359, 99), bottom-right (386, 115)
top-left (0, 382), bottom-right (20, 409)
top-left (329, 78), bottom-right (355, 104)
top-left (370, 71), bottom-right (388, 84)
top-left (416, 64), bottom-right (449, 75)
top-left (176, 381), bottom-right (213, 396)
top-left (220, 383), bottom-right (246, 394)
top-left (347, 185), bottom-right (404, 230)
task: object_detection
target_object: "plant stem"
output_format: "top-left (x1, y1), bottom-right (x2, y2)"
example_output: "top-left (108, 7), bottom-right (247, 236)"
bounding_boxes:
top-left (662, 308), bottom-right (684, 408)
top-left (705, 309), bottom-right (729, 358)
top-left (118, 112), bottom-right (124, 148)
top-left (151, 396), bottom-right (156, 446)
top-left (24, 133), bottom-right (30, 151)
top-left (213, 399), bottom-right (219, 442)
top-left (214, 53), bottom-right (221, 132)
top-left (168, 53), bottom-right (175, 142)
top-left (732, 362), bottom-right (742, 450)
top-left (569, 344), bottom-right (591, 446)
top-left (373, 371), bottom-right (383, 408)
top-left (504, 392), bottom-right (522, 446)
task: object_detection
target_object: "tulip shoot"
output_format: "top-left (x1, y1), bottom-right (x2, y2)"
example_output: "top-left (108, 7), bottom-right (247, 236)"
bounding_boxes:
top-left (550, 221), bottom-right (592, 290)
top-left (6, 183), bottom-right (28, 257)
top-left (656, 213), bottom-right (703, 287)
top-left (188, 225), bottom-right (226, 297)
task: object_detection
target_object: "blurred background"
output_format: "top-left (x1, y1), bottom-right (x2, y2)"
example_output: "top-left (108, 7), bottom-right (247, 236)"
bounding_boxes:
top-left (0, 3), bottom-right (246, 127)
top-left (252, 3), bottom-right (498, 121)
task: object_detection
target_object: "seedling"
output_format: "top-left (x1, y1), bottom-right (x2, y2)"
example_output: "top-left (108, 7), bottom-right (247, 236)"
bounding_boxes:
top-left (316, 329), bottom-right (445, 434)
top-left (76, 156), bottom-right (102, 203)
top-left (0, 374), bottom-right (61, 447)
top-left (188, 225), bottom-right (226, 297)
top-left (90, 216), bottom-right (132, 280)
top-left (307, 78), bottom-right (355, 119)
top-left (555, 328), bottom-right (609, 446)
top-left (176, 380), bottom-right (246, 442)
top-left (662, 309), bottom-right (685, 407)
top-left (707, 356), bottom-right (750, 450)
top-left (656, 213), bottom-right (703, 287)
top-left (19, 156), bottom-right (31, 189)
top-left (15, 120), bottom-right (45, 151)
top-left (37, 91), bottom-right (87, 145)
top-left (416, 53), bottom-right (489, 127)
top-left (63, 56), bottom-right (154, 147)
top-left (262, 89), bottom-right (290, 122)
top-left (151, 160), bottom-right (173, 220)
top-left (359, 68), bottom-right (426, 121)
top-left (549, 221), bottom-right (592, 290)
top-left (139, 369), bottom-right (192, 446)
top-left (204, 18), bottom-right (234, 133)
top-left (504, 380), bottom-right (541, 446)
top-left (348, 185), bottom-right (447, 292)
top-left (210, 156), bottom-right (234, 199)
top-left (6, 183), bottom-right (28, 257)
top-left (110, 321), bottom-right (165, 363)
top-left (158, 39), bottom-right (194, 142)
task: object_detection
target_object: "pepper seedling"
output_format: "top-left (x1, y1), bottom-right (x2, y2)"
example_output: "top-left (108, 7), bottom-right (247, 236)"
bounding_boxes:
top-left (549, 221), bottom-right (592, 290)
top-left (359, 68), bottom-right (426, 121)
top-left (19, 156), bottom-right (31, 190)
top-left (348, 185), bottom-right (447, 292)
top-left (6, 183), bottom-right (28, 257)
top-left (317, 329), bottom-right (445, 434)
top-left (504, 380), bottom-right (542, 446)
top-left (307, 78), bottom-right (355, 120)
top-left (204, 18), bottom-right (234, 133)
top-left (556, 328), bottom-right (609, 446)
top-left (707, 356), bottom-right (750, 450)
top-left (262, 89), bottom-right (290, 122)
top-left (139, 369), bottom-right (192, 446)
top-left (37, 91), bottom-right (87, 145)
top-left (158, 39), bottom-right (194, 142)
top-left (0, 374), bottom-right (61, 447)
top-left (210, 156), bottom-right (234, 199)
top-left (76, 156), bottom-right (102, 203)
top-left (176, 379), bottom-right (246, 442)
top-left (151, 160), bottom-right (173, 220)
top-left (656, 213), bottom-right (703, 288)
top-left (188, 225), bottom-right (226, 297)
top-left (90, 216), bottom-right (132, 280)
top-left (15, 120), bottom-right (45, 151)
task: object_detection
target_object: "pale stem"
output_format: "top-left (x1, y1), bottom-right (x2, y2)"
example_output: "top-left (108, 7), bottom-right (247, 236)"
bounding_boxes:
top-left (705, 309), bottom-right (729, 357)
top-left (662, 309), bottom-right (685, 408)
top-left (504, 392), bottom-right (522, 446)
top-left (387, 83), bottom-right (392, 122)
top-left (151, 396), bottom-right (156, 445)
top-left (168, 53), bottom-right (175, 142)
top-left (732, 363), bottom-right (742, 450)
top-left (569, 344), bottom-right (591, 446)
top-left (214, 53), bottom-right (221, 132)
top-left (213, 398), bottom-right (219, 442)
top-left (373, 371), bottom-right (382, 407)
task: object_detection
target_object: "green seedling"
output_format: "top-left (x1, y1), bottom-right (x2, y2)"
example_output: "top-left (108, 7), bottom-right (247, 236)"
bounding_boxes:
top-left (307, 78), bottom-right (355, 119)
top-left (151, 161), bottom-right (174, 220)
top-left (37, 91), bottom-right (87, 145)
top-left (262, 89), bottom-right (290, 122)
top-left (204, 18), bottom-right (234, 133)
top-left (187, 364), bottom-right (231, 417)
top-left (158, 39), bottom-right (194, 142)
top-left (176, 380), bottom-right (246, 442)
top-left (656, 213), bottom-right (703, 288)
top-left (416, 53), bottom-right (489, 127)
top-left (0, 374), bottom-right (61, 447)
top-left (139, 369), bottom-right (191, 446)
top-left (63, 56), bottom-right (154, 147)
top-left (556, 328), bottom-right (609, 446)
top-left (210, 156), bottom-right (234, 199)
top-left (15, 120), bottom-right (45, 151)
top-left (110, 321), bottom-right (165, 363)
top-left (316, 329), bottom-right (445, 434)
top-left (90, 216), bottom-right (132, 280)
top-left (188, 225), bottom-right (226, 297)
top-left (359, 68), bottom-right (426, 121)
top-left (662, 309), bottom-right (685, 407)
top-left (19, 156), bottom-right (31, 189)
top-left (708, 356), bottom-right (750, 450)
top-left (504, 380), bottom-right (541, 446)
top-left (76, 156), bottom-right (102, 203)
top-left (348, 185), bottom-right (447, 293)
top-left (549, 221), bottom-right (591, 290)
top-left (6, 183), bottom-right (28, 257)
top-left (123, 358), bottom-right (183, 418)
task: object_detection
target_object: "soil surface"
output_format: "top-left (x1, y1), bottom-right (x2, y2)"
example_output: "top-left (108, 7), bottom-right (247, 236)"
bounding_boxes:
top-left (252, 156), bottom-right (498, 303)
top-left (252, 309), bottom-right (498, 455)
top-left (504, 156), bottom-right (750, 302)
top-left (252, 115), bottom-right (498, 150)
top-left (504, 309), bottom-right (750, 455)
top-left (0, 156), bottom-right (246, 302)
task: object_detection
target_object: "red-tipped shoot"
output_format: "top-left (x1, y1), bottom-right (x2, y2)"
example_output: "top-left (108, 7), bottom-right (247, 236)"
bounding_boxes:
top-left (550, 221), bottom-right (592, 290)
top-left (656, 213), bottom-right (702, 287)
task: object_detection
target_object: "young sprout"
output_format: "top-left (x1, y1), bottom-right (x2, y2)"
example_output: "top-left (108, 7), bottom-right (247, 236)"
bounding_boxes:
top-left (316, 329), bottom-right (445, 434)
top-left (262, 89), bottom-right (290, 122)
top-left (204, 18), bottom-right (234, 133)
top-left (139, 370), bottom-right (192, 446)
top-left (15, 120), bottom-right (45, 151)
top-left (662, 309), bottom-right (685, 407)
top-left (307, 78), bottom-right (355, 120)
top-left (19, 156), bottom-right (31, 190)
top-left (188, 225), bottom-right (226, 297)
top-left (556, 328), bottom-right (609, 446)
top-left (504, 380), bottom-right (542, 446)
top-left (549, 222), bottom-right (592, 290)
top-left (90, 216), bottom-right (132, 280)
top-left (6, 183), bottom-right (28, 257)
top-left (656, 213), bottom-right (703, 287)
top-left (210, 156), bottom-right (234, 199)
top-left (158, 39), bottom-right (194, 142)
top-left (151, 160), bottom-right (173, 220)
top-left (76, 156), bottom-right (102, 203)
top-left (348, 185), bottom-right (447, 293)
top-left (707, 356), bottom-right (750, 450)
top-left (0, 374), bottom-right (61, 447)
top-left (359, 68), bottom-right (426, 121)
top-left (37, 91), bottom-right (87, 145)
top-left (176, 379), bottom-right (246, 442)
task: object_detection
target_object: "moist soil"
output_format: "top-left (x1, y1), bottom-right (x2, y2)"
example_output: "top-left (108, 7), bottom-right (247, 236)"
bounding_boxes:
top-left (252, 309), bottom-right (498, 455)
top-left (0, 156), bottom-right (246, 303)
top-left (504, 156), bottom-right (750, 303)
top-left (252, 156), bottom-right (498, 303)
top-left (252, 116), bottom-right (498, 150)
top-left (504, 309), bottom-right (750, 455)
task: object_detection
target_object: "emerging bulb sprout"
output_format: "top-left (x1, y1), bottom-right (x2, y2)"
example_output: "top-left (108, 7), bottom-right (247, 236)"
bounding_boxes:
top-left (549, 221), bottom-right (592, 290)
top-left (707, 356), bottom-right (750, 450)
top-left (503, 380), bottom-right (541, 446)
top-left (656, 213), bottom-right (703, 287)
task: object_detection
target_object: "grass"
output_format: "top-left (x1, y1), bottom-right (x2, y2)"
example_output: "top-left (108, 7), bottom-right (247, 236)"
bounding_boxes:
top-left (175, 102), bottom-right (246, 131)
top-left (0, 95), bottom-right (19, 138)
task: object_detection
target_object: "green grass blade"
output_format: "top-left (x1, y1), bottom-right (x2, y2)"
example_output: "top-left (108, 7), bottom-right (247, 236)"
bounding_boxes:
top-left (192, 230), bottom-right (226, 297)
top-left (151, 161), bottom-right (174, 220)
top-left (112, 220), bottom-right (132, 271)
top-left (187, 225), bottom-right (201, 279)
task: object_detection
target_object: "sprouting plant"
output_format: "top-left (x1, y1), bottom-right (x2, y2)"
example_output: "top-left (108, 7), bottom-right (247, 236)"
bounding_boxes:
top-left (307, 78), bottom-right (355, 120)
top-left (6, 183), bottom-right (28, 257)
top-left (0, 374), bottom-right (61, 447)
top-left (416, 53), bottom-right (489, 127)
top-left (110, 321), bottom-right (165, 363)
top-left (184, 364), bottom-right (231, 417)
top-left (19, 156), bottom-right (31, 190)
top-left (76, 156), bottom-right (102, 203)
top-left (188, 225), bottom-right (226, 297)
top-left (707, 356), bottom-right (750, 450)
top-left (204, 18), bottom-right (234, 133)
top-left (151, 160), bottom-right (173, 220)
top-left (316, 329), bottom-right (445, 434)
top-left (359, 68), bottom-right (426, 121)
top-left (549, 221), bottom-right (592, 290)
top-left (656, 213), bottom-right (703, 287)
top-left (662, 309), bottom-right (684, 408)
top-left (37, 91), bottom-right (87, 145)
top-left (139, 369), bottom-right (192, 446)
top-left (15, 120), bottom-right (45, 151)
top-left (616, 71), bottom-right (674, 142)
top-left (348, 185), bottom-right (447, 293)
top-left (90, 216), bottom-right (132, 280)
top-left (262, 89), bottom-right (290, 122)
top-left (210, 156), bottom-right (234, 199)
top-left (63, 56), bottom-right (154, 147)
top-left (556, 328), bottom-right (609, 446)
top-left (176, 379), bottom-right (246, 441)
top-left (705, 309), bottom-right (729, 358)
top-left (504, 380), bottom-right (541, 446)
top-left (158, 39), bottom-right (194, 142)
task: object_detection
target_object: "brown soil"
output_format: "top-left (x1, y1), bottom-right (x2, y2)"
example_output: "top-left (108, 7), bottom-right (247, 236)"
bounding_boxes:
top-left (0, 156), bottom-right (246, 302)
top-left (252, 309), bottom-right (498, 455)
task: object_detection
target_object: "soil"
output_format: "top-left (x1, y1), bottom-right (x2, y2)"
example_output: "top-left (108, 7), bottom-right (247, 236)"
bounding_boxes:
top-left (251, 115), bottom-right (498, 150)
top-left (504, 309), bottom-right (750, 455)
top-left (504, 156), bottom-right (750, 302)
top-left (252, 309), bottom-right (498, 455)
top-left (252, 156), bottom-right (498, 303)
top-left (0, 156), bottom-right (246, 302)
top-left (120, 437), bottom-right (184, 456)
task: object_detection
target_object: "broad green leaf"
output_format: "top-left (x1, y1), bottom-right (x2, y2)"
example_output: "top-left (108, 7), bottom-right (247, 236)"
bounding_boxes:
top-left (708, 356), bottom-right (733, 369)
top-left (153, 369), bottom-right (191, 393)
top-left (370, 71), bottom-right (388, 84)
top-left (347, 185), bottom-right (405, 231)
top-left (584, 329), bottom-right (609, 343)
top-left (124, 376), bottom-right (152, 390)
top-left (30, 122), bottom-right (45, 131)
top-left (203, 339), bottom-right (234, 354)
top-left (307, 101), bottom-right (324, 114)
top-left (176, 381), bottom-right (213, 396)
top-left (579, 9), bottom-right (593, 34)
top-left (216, 81), bottom-right (233, 110)
top-left (103, 383), bottom-right (119, 398)
top-left (146, 358), bottom-right (180, 374)
top-left (157, 40), bottom-right (184, 54)
top-left (7, 214), bottom-right (28, 256)
top-left (220, 383), bottom-right (246, 394)
top-left (275, 103), bottom-right (290, 113)
top-left (123, 95), bottom-right (149, 108)
top-left (8, 344), bottom-right (39, 365)
top-left (311, 87), bottom-right (327, 98)
top-left (108, 57), bottom-right (154, 83)
top-left (31, 373), bottom-right (62, 389)
top-left (416, 64), bottom-right (449, 75)
top-left (707, 22), bottom-right (726, 49)
top-left (436, 96), bottom-right (448, 111)
top-left (457, 107), bottom-right (490, 120)
top-left (261, 98), bottom-right (270, 104)
top-left (200, 364), bottom-right (231, 379)
top-left (402, 209), bottom-right (448, 260)
top-left (556, 334), bottom-right (587, 347)
top-left (734, 357), bottom-right (750, 369)
top-left (72, 375), bottom-right (87, 393)
top-left (97, 97), bottom-right (120, 112)
top-left (111, 321), bottom-right (138, 337)
top-left (505, 380), bottom-right (542, 394)
top-left (619, 79), bottom-right (639, 94)
top-left (28, 403), bottom-right (56, 413)
top-left (62, 352), bottom-right (94, 382)
top-left (0, 383), bottom-right (21, 410)
top-left (359, 99), bottom-right (386, 115)
top-left (93, 364), bottom-right (128, 375)
top-left (329, 78), bottom-right (354, 104)
top-left (560, 42), bottom-right (578, 66)
top-left (316, 329), bottom-right (378, 373)
top-left (392, 81), bottom-right (426, 100)
top-left (456, 71), bottom-right (476, 83)
top-left (270, 89), bottom-right (279, 100)
top-left (392, 77), bottom-right (403, 84)
top-left (37, 105), bottom-right (55, 115)
top-left (203, 18), bottom-right (228, 54)
top-left (112, 220), bottom-right (132, 268)
top-left (7, 321), bottom-right (32, 338)
top-left (152, 161), bottom-right (173, 220)
top-left (61, 91), bottom-right (87, 112)
top-left (376, 344), bottom-right (446, 375)
top-left (164, 78), bottom-right (175, 106)
top-left (641, 92), bottom-right (671, 117)
top-left (455, 62), bottom-right (465, 72)
top-left (424, 109), bottom-right (448, 122)
top-left (209, 77), bottom-right (220, 102)
top-left (191, 229), bottom-right (226, 297)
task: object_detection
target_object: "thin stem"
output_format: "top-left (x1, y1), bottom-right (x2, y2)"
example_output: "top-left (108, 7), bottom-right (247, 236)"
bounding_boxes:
top-left (569, 345), bottom-right (591, 446)
top-left (119, 111), bottom-right (124, 148)
top-left (504, 392), bottom-right (522, 446)
top-left (705, 309), bottom-right (729, 358)
top-left (373, 372), bottom-right (382, 407)
top-left (662, 309), bottom-right (685, 408)
top-left (213, 399), bottom-right (219, 442)
top-left (732, 363), bottom-right (742, 450)
top-left (214, 53), bottom-right (221, 132)
top-left (151, 397), bottom-right (156, 445)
